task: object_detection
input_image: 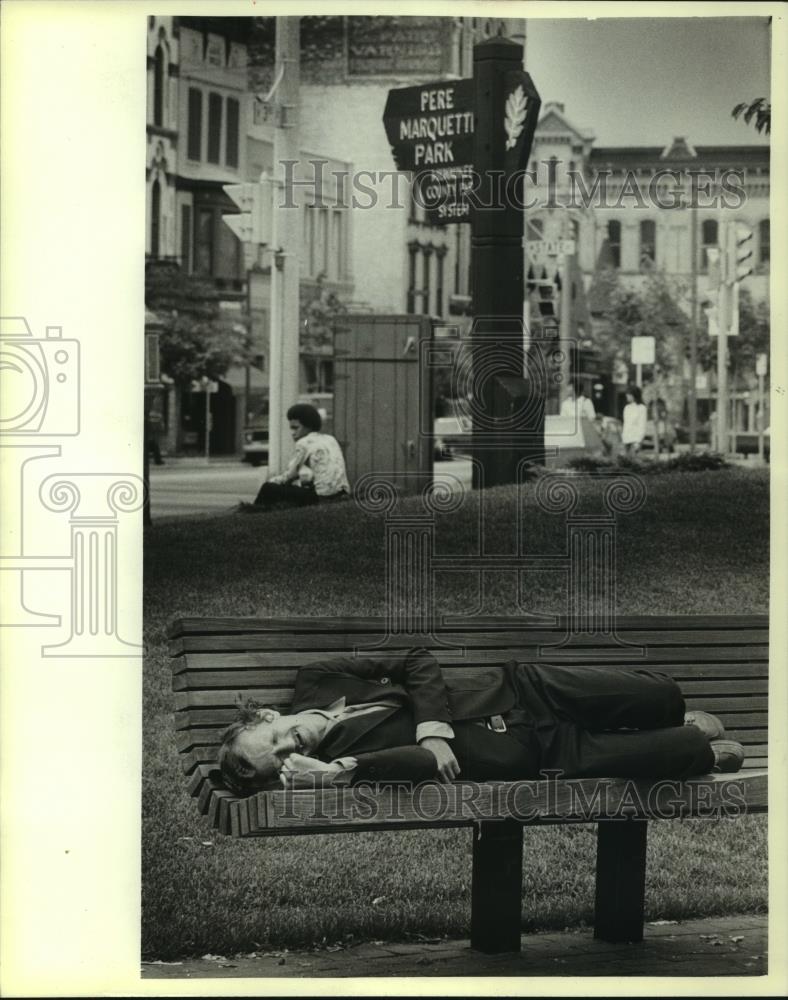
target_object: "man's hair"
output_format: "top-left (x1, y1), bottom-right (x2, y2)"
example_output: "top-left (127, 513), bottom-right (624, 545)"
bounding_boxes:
top-left (218, 698), bottom-right (281, 795)
top-left (286, 403), bottom-right (322, 432)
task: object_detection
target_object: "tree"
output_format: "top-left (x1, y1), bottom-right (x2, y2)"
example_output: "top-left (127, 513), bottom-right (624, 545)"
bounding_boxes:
top-left (732, 98), bottom-right (771, 135)
top-left (299, 273), bottom-right (347, 391)
top-left (587, 269), bottom-right (691, 376)
top-left (145, 261), bottom-right (251, 385)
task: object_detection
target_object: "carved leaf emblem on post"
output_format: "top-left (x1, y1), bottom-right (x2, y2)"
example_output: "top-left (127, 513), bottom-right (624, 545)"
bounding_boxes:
top-left (504, 85), bottom-right (528, 151)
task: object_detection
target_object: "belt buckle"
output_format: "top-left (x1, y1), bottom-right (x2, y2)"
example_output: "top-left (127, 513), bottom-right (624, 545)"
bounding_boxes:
top-left (488, 714), bottom-right (507, 733)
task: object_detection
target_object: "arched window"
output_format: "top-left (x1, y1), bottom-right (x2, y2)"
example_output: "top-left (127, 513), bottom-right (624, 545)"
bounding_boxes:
top-left (153, 45), bottom-right (165, 127)
top-left (759, 219), bottom-right (770, 266)
top-left (607, 220), bottom-right (621, 268)
top-left (150, 179), bottom-right (161, 258)
top-left (700, 219), bottom-right (718, 272)
top-left (639, 220), bottom-right (656, 268)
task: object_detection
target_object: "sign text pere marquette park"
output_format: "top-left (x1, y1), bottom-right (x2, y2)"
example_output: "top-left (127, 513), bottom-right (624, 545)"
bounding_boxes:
top-left (383, 78), bottom-right (474, 224)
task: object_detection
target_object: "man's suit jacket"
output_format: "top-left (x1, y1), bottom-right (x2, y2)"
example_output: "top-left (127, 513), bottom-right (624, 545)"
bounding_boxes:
top-left (291, 648), bottom-right (535, 783)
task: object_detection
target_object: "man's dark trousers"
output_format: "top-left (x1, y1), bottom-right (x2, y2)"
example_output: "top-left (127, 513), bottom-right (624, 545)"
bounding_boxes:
top-left (495, 662), bottom-right (714, 779)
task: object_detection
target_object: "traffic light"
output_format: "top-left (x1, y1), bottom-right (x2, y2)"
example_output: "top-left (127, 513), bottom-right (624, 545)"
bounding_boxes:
top-left (222, 174), bottom-right (274, 246)
top-left (729, 222), bottom-right (754, 282)
top-left (527, 265), bottom-right (560, 321)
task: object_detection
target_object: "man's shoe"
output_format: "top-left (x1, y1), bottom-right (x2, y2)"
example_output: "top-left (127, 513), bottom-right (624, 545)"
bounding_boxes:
top-left (684, 710), bottom-right (726, 741)
top-left (710, 739), bottom-right (745, 774)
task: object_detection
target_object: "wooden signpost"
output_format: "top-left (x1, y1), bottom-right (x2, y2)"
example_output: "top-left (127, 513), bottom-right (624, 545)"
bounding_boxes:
top-left (383, 36), bottom-right (542, 487)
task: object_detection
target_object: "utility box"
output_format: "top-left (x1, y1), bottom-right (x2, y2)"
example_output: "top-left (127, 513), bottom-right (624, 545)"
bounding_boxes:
top-left (334, 314), bottom-right (433, 493)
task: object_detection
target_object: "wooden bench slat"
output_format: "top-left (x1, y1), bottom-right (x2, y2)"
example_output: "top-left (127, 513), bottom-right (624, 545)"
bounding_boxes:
top-left (174, 711), bottom-right (769, 751)
top-left (172, 660), bottom-right (769, 691)
top-left (234, 772), bottom-right (768, 833)
top-left (177, 739), bottom-right (772, 778)
top-left (174, 677), bottom-right (769, 713)
top-left (168, 614), bottom-right (769, 638)
top-left (169, 628), bottom-right (769, 655)
top-left (176, 700), bottom-right (768, 730)
top-left (172, 645), bottom-right (768, 674)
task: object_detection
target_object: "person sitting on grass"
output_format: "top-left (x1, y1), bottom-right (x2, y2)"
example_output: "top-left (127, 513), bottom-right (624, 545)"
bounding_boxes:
top-left (218, 647), bottom-right (745, 794)
top-left (242, 403), bottom-right (350, 511)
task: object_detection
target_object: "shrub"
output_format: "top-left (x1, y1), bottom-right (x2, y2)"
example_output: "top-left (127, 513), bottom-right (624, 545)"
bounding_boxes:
top-left (564, 452), bottom-right (729, 475)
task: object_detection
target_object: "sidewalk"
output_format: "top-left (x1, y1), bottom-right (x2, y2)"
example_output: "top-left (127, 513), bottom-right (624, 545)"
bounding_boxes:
top-left (142, 914), bottom-right (766, 980)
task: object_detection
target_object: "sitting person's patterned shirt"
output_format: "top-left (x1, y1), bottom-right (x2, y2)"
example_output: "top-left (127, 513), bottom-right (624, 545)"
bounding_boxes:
top-left (269, 431), bottom-right (350, 497)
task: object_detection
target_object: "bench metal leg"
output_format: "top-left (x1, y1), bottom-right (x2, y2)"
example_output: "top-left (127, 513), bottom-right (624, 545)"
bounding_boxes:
top-left (594, 818), bottom-right (648, 943)
top-left (470, 819), bottom-right (523, 953)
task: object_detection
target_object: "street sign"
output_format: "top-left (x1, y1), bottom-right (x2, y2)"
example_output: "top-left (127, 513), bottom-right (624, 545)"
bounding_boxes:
top-left (383, 78), bottom-right (474, 226)
top-left (756, 353), bottom-right (768, 377)
top-left (526, 239), bottom-right (576, 263)
top-left (383, 78), bottom-right (474, 171)
top-left (631, 336), bottom-right (655, 365)
top-left (222, 175), bottom-right (274, 246)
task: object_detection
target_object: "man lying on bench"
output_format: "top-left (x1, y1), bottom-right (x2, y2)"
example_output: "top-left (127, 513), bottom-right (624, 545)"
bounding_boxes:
top-left (218, 647), bottom-right (744, 794)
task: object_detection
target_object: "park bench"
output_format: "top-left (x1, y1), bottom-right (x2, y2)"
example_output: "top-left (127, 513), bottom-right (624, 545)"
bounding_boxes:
top-left (169, 614), bottom-right (768, 954)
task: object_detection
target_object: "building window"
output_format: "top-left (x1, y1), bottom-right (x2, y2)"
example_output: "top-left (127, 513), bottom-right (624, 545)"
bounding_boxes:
top-left (226, 97), bottom-right (239, 168)
top-left (422, 246), bottom-right (433, 316)
top-left (153, 45), bottom-right (165, 127)
top-left (180, 204), bottom-right (192, 272)
top-left (150, 180), bottom-right (161, 258)
top-left (331, 209), bottom-right (345, 281)
top-left (194, 207), bottom-right (214, 275)
top-left (639, 220), bottom-right (656, 268)
top-left (187, 88), bottom-right (202, 161)
top-left (207, 93), bottom-right (222, 165)
top-left (607, 220), bottom-right (621, 269)
top-left (759, 219), bottom-right (770, 266)
top-left (435, 248), bottom-right (446, 317)
top-left (409, 181), bottom-right (425, 225)
top-left (317, 208), bottom-right (329, 278)
top-left (407, 242), bottom-right (419, 313)
top-left (303, 208), bottom-right (314, 276)
top-left (700, 219), bottom-right (718, 272)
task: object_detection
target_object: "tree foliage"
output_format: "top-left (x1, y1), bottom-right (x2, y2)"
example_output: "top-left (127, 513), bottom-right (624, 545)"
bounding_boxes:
top-left (300, 273), bottom-right (347, 356)
top-left (145, 262), bottom-right (251, 386)
top-left (732, 98), bottom-right (771, 135)
top-left (728, 288), bottom-right (770, 377)
top-left (587, 269), bottom-right (691, 377)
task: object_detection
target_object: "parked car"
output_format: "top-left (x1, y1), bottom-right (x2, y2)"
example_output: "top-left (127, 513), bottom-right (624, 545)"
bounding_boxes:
top-left (434, 414), bottom-right (473, 460)
top-left (242, 393), bottom-right (334, 466)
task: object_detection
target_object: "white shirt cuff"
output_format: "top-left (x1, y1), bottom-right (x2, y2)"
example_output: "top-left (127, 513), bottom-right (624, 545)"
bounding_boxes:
top-left (416, 721), bottom-right (455, 742)
top-left (330, 757), bottom-right (358, 784)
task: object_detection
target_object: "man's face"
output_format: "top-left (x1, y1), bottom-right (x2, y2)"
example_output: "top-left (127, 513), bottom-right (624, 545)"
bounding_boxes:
top-left (289, 419), bottom-right (309, 441)
top-left (233, 710), bottom-right (330, 782)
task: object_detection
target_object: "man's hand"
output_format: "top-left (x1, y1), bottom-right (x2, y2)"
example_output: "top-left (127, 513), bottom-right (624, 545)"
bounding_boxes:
top-left (419, 737), bottom-right (461, 783)
top-left (279, 753), bottom-right (343, 788)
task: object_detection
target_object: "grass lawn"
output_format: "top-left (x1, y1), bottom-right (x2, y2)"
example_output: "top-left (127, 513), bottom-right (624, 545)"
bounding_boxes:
top-left (142, 468), bottom-right (769, 959)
